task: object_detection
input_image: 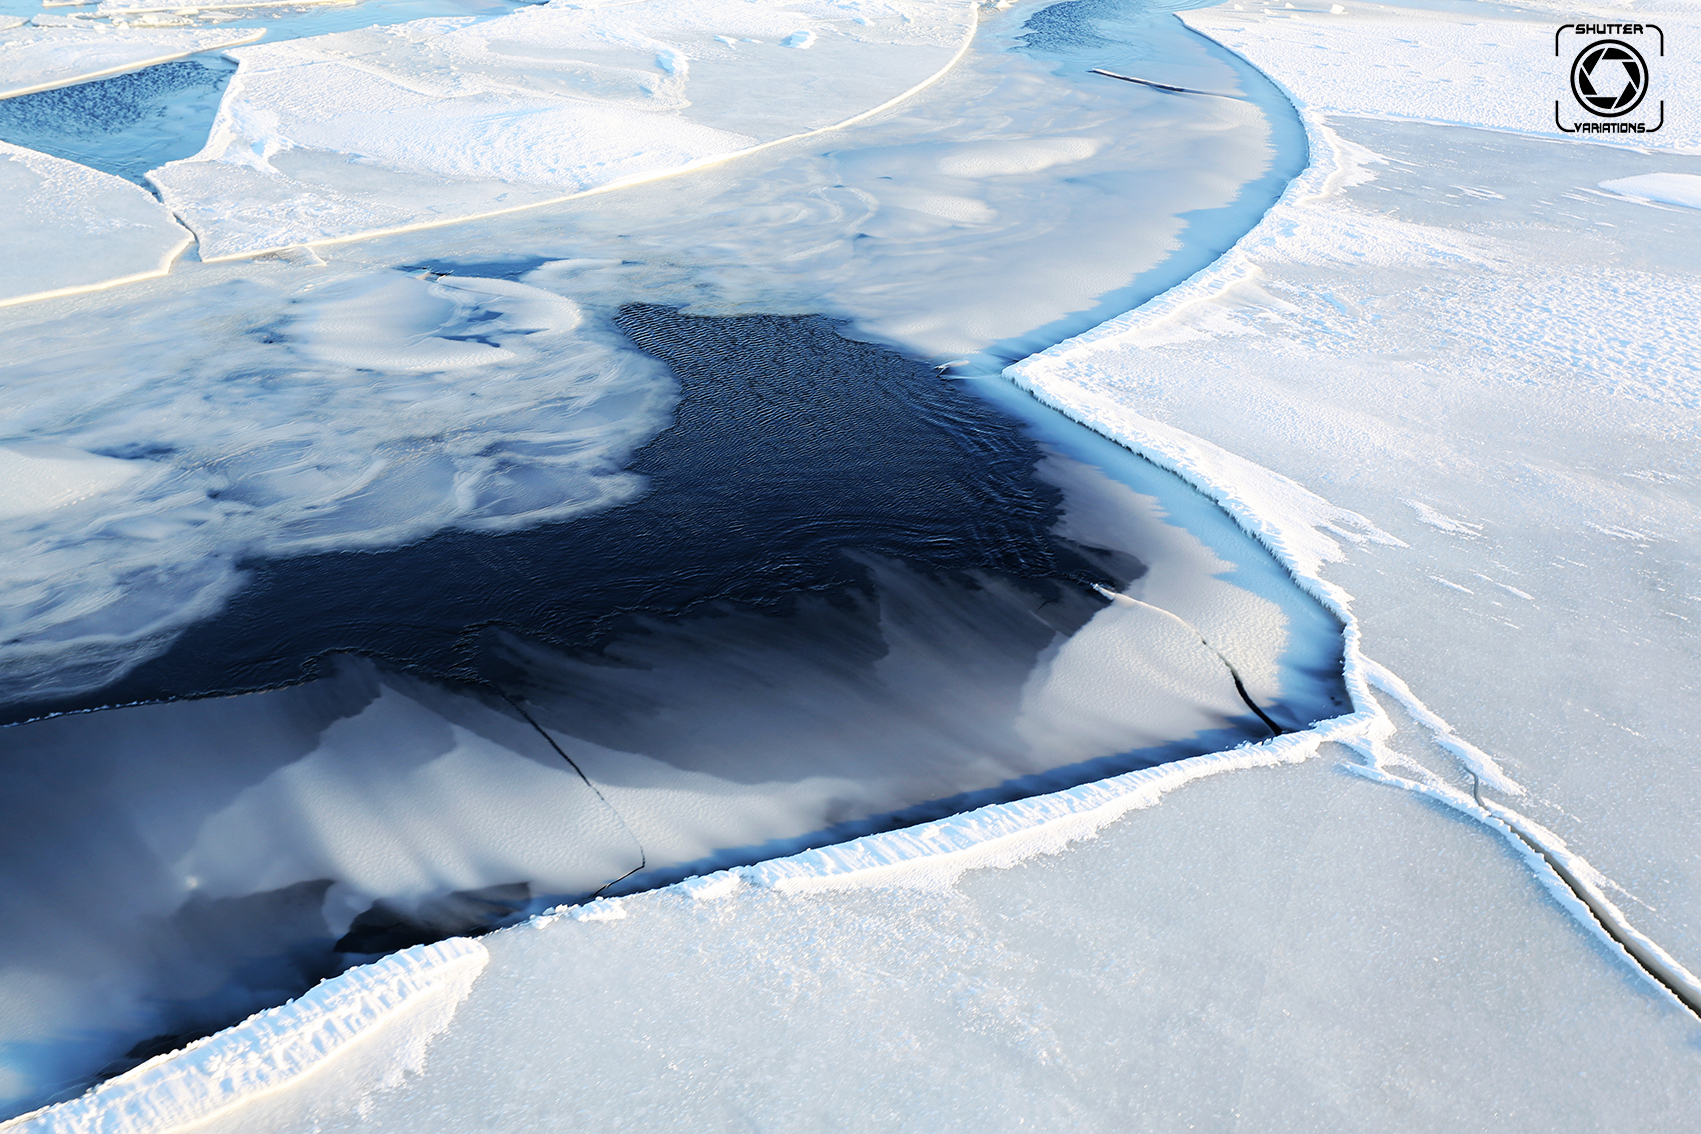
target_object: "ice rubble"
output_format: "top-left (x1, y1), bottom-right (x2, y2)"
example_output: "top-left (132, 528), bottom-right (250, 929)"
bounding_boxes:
top-left (0, 139), bottom-right (191, 306)
top-left (0, 24), bottom-right (262, 100)
top-left (149, 0), bottom-right (979, 259)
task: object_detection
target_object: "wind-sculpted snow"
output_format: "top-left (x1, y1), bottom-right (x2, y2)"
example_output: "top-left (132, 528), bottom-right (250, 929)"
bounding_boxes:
top-left (0, 24), bottom-right (263, 100)
top-left (151, 0), bottom-right (978, 259)
top-left (0, 139), bottom-right (191, 307)
top-left (0, 269), bottom-right (673, 708)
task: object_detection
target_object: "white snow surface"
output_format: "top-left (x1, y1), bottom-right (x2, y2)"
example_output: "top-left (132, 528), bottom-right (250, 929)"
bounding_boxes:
top-left (1183, 0), bottom-right (1701, 149)
top-left (0, 140), bottom-right (191, 307)
top-left (151, 0), bottom-right (979, 258)
top-left (0, 24), bottom-right (263, 99)
top-left (3, 939), bottom-right (487, 1134)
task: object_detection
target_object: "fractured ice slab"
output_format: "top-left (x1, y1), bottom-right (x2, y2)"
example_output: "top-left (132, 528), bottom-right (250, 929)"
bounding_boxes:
top-left (0, 24), bottom-right (262, 101)
top-left (0, 139), bottom-right (191, 307)
top-left (150, 0), bottom-right (978, 259)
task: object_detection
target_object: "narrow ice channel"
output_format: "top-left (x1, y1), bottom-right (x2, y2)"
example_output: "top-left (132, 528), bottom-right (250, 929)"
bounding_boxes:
top-left (0, 0), bottom-right (1317, 1119)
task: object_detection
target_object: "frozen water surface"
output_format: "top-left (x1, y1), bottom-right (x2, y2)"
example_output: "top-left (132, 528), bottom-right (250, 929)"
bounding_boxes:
top-left (9, 0), bottom-right (1698, 1127)
top-left (0, 0), bottom-right (1341, 1118)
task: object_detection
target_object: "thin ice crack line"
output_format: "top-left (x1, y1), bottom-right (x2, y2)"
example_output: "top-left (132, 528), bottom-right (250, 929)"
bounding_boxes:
top-left (493, 688), bottom-right (649, 897)
top-left (1338, 657), bottom-right (1701, 1020)
top-left (1348, 751), bottom-right (1701, 1021)
top-left (1091, 585), bottom-right (1285, 736)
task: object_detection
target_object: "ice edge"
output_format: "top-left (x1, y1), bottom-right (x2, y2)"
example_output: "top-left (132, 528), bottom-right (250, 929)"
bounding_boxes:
top-left (1, 939), bottom-right (489, 1134)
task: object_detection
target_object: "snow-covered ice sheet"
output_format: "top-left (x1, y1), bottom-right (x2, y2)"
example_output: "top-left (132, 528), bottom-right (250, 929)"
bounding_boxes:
top-left (1008, 0), bottom-right (1701, 986)
top-left (58, 758), bottom-right (1701, 1133)
top-left (1184, 0), bottom-right (1701, 149)
top-left (0, 24), bottom-right (261, 99)
top-left (0, 138), bottom-right (190, 306)
top-left (9, 0), bottom-right (1701, 1126)
top-left (151, 0), bottom-right (979, 258)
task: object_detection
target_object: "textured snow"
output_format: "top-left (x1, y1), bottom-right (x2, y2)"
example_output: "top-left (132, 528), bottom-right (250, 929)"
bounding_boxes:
top-left (0, 139), bottom-right (191, 306)
top-left (0, 24), bottom-right (262, 100)
top-left (151, 0), bottom-right (979, 259)
top-left (0, 444), bottom-right (145, 521)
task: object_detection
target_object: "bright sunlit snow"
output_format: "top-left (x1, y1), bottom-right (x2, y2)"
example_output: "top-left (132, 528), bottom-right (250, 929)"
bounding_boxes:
top-left (0, 137), bottom-right (190, 305)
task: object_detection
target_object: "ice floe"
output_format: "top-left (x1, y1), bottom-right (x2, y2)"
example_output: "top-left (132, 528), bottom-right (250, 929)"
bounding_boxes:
top-left (150, 0), bottom-right (978, 258)
top-left (0, 139), bottom-right (191, 306)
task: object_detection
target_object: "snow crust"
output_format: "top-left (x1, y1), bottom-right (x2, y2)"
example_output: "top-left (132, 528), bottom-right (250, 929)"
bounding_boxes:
top-left (0, 139), bottom-right (191, 307)
top-left (0, 444), bottom-right (145, 521)
top-left (150, 0), bottom-right (979, 259)
top-left (0, 24), bottom-right (262, 100)
top-left (3, 939), bottom-right (486, 1134)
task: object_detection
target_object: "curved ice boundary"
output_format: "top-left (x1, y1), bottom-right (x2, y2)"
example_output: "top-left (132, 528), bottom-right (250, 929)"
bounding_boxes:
top-left (150, 0), bottom-right (979, 259)
top-left (2, 939), bottom-right (488, 1134)
top-left (1000, 27), bottom-right (1701, 1018)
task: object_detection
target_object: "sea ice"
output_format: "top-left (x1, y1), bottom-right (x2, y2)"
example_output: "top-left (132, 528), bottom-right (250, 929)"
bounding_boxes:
top-left (0, 138), bottom-right (191, 306)
top-left (0, 24), bottom-right (262, 100)
top-left (150, 0), bottom-right (979, 258)
top-left (9, 0), bottom-right (1701, 1127)
top-left (1012, 0), bottom-right (1701, 980)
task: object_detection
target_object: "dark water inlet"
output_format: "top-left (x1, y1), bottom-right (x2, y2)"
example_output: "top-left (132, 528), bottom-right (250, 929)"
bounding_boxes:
top-left (0, 0), bottom-right (1322, 1116)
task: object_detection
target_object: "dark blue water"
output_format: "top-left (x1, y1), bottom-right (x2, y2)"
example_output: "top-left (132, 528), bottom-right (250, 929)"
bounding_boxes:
top-left (4, 307), bottom-right (1142, 727)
